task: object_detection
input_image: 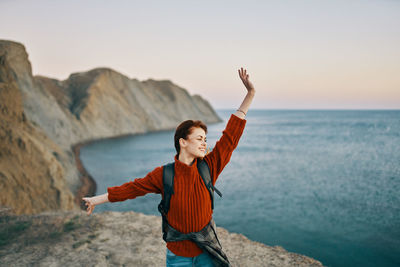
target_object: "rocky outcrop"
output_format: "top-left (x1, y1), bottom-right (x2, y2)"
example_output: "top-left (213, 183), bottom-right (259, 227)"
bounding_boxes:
top-left (33, 68), bottom-right (221, 148)
top-left (0, 209), bottom-right (325, 266)
top-left (0, 41), bottom-right (77, 215)
top-left (0, 40), bottom-right (221, 215)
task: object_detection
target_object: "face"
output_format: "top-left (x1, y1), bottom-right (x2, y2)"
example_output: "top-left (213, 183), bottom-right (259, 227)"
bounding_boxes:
top-left (181, 127), bottom-right (207, 158)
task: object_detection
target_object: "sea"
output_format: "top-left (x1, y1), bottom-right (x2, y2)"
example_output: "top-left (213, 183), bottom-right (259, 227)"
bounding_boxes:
top-left (80, 109), bottom-right (400, 267)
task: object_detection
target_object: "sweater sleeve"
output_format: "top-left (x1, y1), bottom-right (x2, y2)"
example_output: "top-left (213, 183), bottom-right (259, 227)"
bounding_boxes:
top-left (204, 114), bottom-right (246, 185)
top-left (107, 166), bottom-right (163, 202)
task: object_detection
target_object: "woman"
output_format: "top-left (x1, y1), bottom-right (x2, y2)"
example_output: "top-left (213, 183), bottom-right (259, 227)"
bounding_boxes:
top-left (82, 67), bottom-right (255, 267)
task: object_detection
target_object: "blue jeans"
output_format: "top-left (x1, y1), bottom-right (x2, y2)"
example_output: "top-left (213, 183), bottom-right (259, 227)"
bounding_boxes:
top-left (166, 248), bottom-right (215, 267)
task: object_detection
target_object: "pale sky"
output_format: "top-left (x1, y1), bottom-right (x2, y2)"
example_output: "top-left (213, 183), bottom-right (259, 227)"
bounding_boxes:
top-left (1, 0), bottom-right (399, 109)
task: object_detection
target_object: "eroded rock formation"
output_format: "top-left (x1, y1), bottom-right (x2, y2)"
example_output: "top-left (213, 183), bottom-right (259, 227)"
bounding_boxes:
top-left (0, 40), bottom-right (221, 214)
top-left (0, 41), bottom-right (76, 214)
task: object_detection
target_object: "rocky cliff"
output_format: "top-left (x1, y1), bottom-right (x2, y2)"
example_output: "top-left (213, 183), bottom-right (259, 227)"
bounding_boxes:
top-left (0, 41), bottom-right (77, 215)
top-left (0, 208), bottom-right (324, 267)
top-left (0, 40), bottom-right (221, 215)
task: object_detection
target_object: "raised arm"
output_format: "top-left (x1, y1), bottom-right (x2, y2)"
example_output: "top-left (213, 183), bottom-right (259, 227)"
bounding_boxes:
top-left (234, 67), bottom-right (256, 119)
top-left (203, 67), bottom-right (255, 183)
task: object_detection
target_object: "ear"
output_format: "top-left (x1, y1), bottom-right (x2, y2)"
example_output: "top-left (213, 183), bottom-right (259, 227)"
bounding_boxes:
top-left (179, 138), bottom-right (187, 149)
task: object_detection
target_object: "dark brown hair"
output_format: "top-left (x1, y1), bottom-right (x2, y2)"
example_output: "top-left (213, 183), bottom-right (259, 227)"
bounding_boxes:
top-left (174, 120), bottom-right (207, 155)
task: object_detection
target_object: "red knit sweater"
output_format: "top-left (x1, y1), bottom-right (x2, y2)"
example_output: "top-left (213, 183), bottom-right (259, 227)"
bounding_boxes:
top-left (107, 114), bottom-right (246, 257)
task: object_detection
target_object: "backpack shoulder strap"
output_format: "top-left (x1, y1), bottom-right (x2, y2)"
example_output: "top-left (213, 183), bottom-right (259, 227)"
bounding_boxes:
top-left (158, 162), bottom-right (175, 216)
top-left (197, 159), bottom-right (222, 210)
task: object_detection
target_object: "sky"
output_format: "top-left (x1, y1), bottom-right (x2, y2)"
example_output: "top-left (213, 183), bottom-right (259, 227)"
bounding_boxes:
top-left (1, 0), bottom-right (399, 109)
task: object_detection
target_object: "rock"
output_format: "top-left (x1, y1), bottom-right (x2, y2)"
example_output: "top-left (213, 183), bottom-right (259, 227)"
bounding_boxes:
top-left (0, 39), bottom-right (221, 215)
top-left (0, 210), bottom-right (325, 266)
top-left (0, 41), bottom-right (77, 215)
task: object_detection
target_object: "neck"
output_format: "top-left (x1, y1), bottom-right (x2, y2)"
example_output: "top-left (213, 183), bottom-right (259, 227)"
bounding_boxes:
top-left (177, 151), bottom-right (196, 166)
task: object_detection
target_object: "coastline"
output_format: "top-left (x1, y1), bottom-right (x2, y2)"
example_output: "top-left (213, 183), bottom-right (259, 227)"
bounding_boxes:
top-left (71, 124), bottom-right (218, 210)
top-left (71, 128), bottom-right (177, 210)
top-left (63, 130), bottom-right (326, 266)
top-left (72, 141), bottom-right (97, 210)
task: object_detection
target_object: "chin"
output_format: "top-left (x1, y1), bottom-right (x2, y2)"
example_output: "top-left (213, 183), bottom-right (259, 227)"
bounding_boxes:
top-left (193, 152), bottom-right (204, 159)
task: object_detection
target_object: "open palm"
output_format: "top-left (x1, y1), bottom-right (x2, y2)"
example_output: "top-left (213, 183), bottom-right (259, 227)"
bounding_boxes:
top-left (238, 67), bottom-right (255, 93)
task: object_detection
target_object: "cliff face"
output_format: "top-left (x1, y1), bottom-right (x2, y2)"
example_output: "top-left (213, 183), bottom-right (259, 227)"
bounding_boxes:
top-left (34, 68), bottom-right (222, 147)
top-left (0, 41), bottom-right (77, 214)
top-left (0, 40), bottom-right (221, 215)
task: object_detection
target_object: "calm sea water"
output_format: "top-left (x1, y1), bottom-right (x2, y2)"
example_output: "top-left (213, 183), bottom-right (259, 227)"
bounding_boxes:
top-left (80, 110), bottom-right (400, 267)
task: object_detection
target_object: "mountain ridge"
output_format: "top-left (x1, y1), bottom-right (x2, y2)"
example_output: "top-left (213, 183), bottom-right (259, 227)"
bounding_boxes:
top-left (0, 39), bottom-right (221, 214)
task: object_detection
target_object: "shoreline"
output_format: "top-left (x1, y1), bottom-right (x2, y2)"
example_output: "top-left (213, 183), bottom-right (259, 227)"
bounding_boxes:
top-left (68, 127), bottom-right (327, 266)
top-left (72, 141), bottom-right (97, 210)
top-left (71, 123), bottom-right (225, 210)
top-left (71, 128), bottom-right (178, 210)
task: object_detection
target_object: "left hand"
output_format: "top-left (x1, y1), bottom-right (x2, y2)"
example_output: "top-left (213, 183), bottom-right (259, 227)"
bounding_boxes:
top-left (238, 67), bottom-right (255, 93)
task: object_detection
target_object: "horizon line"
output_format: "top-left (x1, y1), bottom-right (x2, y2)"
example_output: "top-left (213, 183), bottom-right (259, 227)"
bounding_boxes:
top-left (215, 108), bottom-right (400, 111)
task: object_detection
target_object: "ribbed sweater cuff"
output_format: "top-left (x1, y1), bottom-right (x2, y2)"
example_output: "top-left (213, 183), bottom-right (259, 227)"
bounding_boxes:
top-left (226, 114), bottom-right (246, 134)
top-left (107, 187), bottom-right (118, 202)
top-left (107, 185), bottom-right (132, 202)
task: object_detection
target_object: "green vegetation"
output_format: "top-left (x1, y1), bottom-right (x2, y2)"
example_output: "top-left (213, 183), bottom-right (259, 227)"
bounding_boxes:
top-left (72, 239), bottom-right (90, 249)
top-left (49, 231), bottom-right (62, 239)
top-left (88, 233), bottom-right (97, 239)
top-left (72, 240), bottom-right (86, 249)
top-left (0, 219), bottom-right (31, 247)
top-left (63, 216), bottom-right (82, 233)
top-left (63, 221), bottom-right (76, 232)
top-left (0, 213), bottom-right (99, 251)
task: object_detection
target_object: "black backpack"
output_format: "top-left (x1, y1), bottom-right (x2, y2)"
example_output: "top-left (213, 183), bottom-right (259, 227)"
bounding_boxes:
top-left (157, 159), bottom-right (222, 240)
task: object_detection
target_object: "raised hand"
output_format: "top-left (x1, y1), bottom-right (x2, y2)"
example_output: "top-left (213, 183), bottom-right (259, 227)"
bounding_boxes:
top-left (238, 67), bottom-right (255, 93)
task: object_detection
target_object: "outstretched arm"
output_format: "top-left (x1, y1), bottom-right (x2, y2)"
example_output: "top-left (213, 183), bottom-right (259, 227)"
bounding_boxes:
top-left (234, 67), bottom-right (255, 119)
top-left (82, 193), bottom-right (109, 215)
top-left (82, 166), bottom-right (163, 215)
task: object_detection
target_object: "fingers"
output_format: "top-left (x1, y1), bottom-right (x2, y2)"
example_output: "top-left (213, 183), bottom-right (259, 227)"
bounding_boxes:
top-left (238, 67), bottom-right (249, 81)
top-left (238, 67), bottom-right (255, 92)
top-left (238, 68), bottom-right (244, 80)
top-left (82, 197), bottom-right (94, 215)
top-left (86, 203), bottom-right (94, 215)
